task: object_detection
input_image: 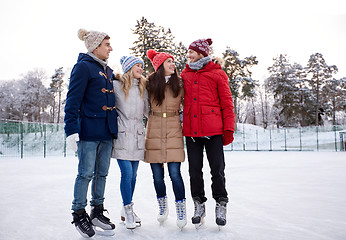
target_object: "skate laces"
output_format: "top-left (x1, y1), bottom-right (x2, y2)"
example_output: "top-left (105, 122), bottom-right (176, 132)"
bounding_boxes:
top-left (216, 202), bottom-right (227, 218)
top-left (72, 212), bottom-right (93, 232)
top-left (95, 208), bottom-right (111, 223)
top-left (193, 201), bottom-right (205, 217)
top-left (176, 199), bottom-right (186, 220)
top-left (81, 216), bottom-right (92, 232)
top-left (158, 197), bottom-right (167, 215)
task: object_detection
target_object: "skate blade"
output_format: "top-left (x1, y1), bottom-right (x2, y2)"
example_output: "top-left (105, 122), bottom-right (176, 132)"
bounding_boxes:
top-left (121, 217), bottom-right (141, 225)
top-left (218, 225), bottom-right (224, 231)
top-left (194, 219), bottom-right (205, 230)
top-left (93, 226), bottom-right (115, 236)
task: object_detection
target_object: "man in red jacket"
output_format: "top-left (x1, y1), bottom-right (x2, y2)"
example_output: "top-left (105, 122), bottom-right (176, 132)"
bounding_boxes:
top-left (181, 38), bottom-right (235, 227)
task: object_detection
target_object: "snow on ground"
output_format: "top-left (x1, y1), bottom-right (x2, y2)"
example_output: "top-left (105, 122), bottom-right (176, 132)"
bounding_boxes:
top-left (1, 151), bottom-right (346, 240)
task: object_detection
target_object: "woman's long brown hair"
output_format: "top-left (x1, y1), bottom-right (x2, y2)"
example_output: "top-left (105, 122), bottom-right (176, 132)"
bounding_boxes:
top-left (147, 64), bottom-right (181, 106)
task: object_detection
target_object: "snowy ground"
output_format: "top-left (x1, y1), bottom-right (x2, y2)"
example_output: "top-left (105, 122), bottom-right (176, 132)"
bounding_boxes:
top-left (1, 151), bottom-right (346, 240)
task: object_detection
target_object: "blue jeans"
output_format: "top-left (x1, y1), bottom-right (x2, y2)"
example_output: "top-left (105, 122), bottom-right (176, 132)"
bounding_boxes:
top-left (150, 162), bottom-right (185, 201)
top-left (72, 140), bottom-right (113, 212)
top-left (117, 159), bottom-right (139, 206)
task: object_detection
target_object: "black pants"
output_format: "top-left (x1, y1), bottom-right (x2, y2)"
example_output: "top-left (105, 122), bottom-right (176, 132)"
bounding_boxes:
top-left (186, 135), bottom-right (228, 203)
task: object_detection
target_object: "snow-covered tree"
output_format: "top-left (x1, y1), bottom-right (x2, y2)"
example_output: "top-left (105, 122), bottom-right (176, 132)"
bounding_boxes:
top-left (222, 47), bottom-right (258, 125)
top-left (130, 17), bottom-right (188, 76)
top-left (0, 80), bottom-right (23, 120)
top-left (265, 54), bottom-right (301, 127)
top-left (49, 67), bottom-right (65, 123)
top-left (130, 17), bottom-right (178, 76)
top-left (306, 53), bottom-right (338, 125)
top-left (173, 41), bottom-right (188, 74)
top-left (19, 69), bottom-right (51, 122)
top-left (321, 77), bottom-right (346, 125)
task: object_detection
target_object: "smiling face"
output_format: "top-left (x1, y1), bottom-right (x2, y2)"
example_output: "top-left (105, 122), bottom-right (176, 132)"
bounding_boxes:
top-left (93, 38), bottom-right (113, 61)
top-left (163, 58), bottom-right (175, 76)
top-left (131, 63), bottom-right (143, 79)
top-left (187, 49), bottom-right (204, 63)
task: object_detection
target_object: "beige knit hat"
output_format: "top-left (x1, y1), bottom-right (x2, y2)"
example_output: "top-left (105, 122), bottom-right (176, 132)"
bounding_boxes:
top-left (77, 28), bottom-right (108, 52)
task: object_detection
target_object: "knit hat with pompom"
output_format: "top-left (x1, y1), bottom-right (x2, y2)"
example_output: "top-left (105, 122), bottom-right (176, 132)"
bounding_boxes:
top-left (120, 56), bottom-right (144, 74)
top-left (77, 28), bottom-right (108, 52)
top-left (189, 38), bottom-right (213, 57)
top-left (146, 49), bottom-right (174, 71)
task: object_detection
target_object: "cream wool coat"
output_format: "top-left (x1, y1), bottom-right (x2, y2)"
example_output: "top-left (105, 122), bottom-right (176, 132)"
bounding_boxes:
top-left (111, 78), bottom-right (149, 160)
top-left (144, 84), bottom-right (185, 163)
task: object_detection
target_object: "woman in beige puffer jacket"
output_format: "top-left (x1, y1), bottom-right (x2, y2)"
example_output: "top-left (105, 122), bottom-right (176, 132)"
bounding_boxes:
top-left (145, 49), bottom-right (186, 229)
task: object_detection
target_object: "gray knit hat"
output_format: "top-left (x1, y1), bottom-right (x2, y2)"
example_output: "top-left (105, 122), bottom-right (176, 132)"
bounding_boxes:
top-left (77, 28), bottom-right (108, 52)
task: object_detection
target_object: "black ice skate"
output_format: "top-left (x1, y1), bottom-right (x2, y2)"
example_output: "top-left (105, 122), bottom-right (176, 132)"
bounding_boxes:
top-left (192, 197), bottom-right (206, 229)
top-left (215, 201), bottom-right (227, 229)
top-left (71, 209), bottom-right (95, 238)
top-left (90, 205), bottom-right (115, 236)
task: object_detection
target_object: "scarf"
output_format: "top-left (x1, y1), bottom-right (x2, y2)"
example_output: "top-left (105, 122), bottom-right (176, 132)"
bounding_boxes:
top-left (188, 56), bottom-right (211, 71)
top-left (87, 52), bottom-right (108, 71)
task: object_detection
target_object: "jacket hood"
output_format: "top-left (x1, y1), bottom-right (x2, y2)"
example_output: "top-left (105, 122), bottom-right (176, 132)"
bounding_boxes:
top-left (77, 53), bottom-right (94, 63)
top-left (77, 53), bottom-right (111, 72)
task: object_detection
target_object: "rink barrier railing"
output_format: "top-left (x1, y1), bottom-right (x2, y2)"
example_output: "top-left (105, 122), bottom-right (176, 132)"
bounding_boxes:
top-left (0, 121), bottom-right (345, 158)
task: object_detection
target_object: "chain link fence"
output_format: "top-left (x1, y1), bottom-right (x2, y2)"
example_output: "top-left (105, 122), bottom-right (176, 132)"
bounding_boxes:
top-left (1, 121), bottom-right (345, 158)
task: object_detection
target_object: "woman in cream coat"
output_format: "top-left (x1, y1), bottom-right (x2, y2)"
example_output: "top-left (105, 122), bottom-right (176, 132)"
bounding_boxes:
top-left (112, 56), bottom-right (149, 230)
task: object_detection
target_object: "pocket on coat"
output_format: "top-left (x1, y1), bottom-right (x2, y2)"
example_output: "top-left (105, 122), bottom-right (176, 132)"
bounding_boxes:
top-left (182, 105), bottom-right (191, 135)
top-left (201, 106), bottom-right (223, 134)
top-left (113, 130), bottom-right (126, 149)
top-left (137, 128), bottom-right (145, 149)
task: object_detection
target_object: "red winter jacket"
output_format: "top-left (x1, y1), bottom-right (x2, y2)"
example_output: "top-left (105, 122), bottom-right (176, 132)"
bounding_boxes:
top-left (181, 61), bottom-right (235, 137)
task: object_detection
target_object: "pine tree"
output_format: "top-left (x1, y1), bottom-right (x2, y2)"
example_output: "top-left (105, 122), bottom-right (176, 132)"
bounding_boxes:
top-left (49, 67), bottom-right (65, 123)
top-left (130, 17), bottom-right (160, 75)
top-left (222, 47), bottom-right (258, 125)
top-left (265, 54), bottom-right (301, 127)
top-left (173, 41), bottom-right (188, 74)
top-left (292, 63), bottom-right (315, 126)
top-left (306, 53), bottom-right (338, 125)
top-left (321, 77), bottom-right (346, 125)
top-left (130, 17), bottom-right (177, 76)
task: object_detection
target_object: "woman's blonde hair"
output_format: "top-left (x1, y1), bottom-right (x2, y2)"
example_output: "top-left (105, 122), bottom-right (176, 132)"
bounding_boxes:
top-left (120, 69), bottom-right (146, 100)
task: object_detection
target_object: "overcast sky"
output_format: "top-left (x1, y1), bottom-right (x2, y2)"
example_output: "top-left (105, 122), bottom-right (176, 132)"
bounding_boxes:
top-left (0, 0), bottom-right (345, 83)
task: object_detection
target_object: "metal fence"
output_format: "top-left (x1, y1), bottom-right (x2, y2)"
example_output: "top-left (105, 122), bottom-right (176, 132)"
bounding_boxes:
top-left (0, 121), bottom-right (345, 158)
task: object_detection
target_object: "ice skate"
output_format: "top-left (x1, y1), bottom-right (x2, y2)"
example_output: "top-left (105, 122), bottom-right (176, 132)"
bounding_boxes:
top-left (123, 202), bottom-right (137, 230)
top-left (121, 203), bottom-right (141, 227)
top-left (90, 205), bottom-right (115, 236)
top-left (71, 209), bottom-right (95, 238)
top-left (192, 197), bottom-right (206, 229)
top-left (157, 196), bottom-right (169, 224)
top-left (215, 201), bottom-right (227, 230)
top-left (175, 199), bottom-right (187, 229)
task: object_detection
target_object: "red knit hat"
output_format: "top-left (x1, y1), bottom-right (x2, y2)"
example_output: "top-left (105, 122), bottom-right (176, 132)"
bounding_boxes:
top-left (147, 49), bottom-right (174, 71)
top-left (188, 38), bottom-right (213, 57)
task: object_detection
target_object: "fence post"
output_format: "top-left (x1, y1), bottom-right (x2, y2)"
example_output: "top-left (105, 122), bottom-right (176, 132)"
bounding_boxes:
top-left (316, 126), bottom-right (319, 151)
top-left (299, 128), bottom-right (302, 151)
top-left (284, 128), bottom-right (287, 151)
top-left (334, 126), bottom-right (337, 152)
top-left (43, 124), bottom-right (46, 158)
top-left (64, 135), bottom-right (67, 157)
top-left (20, 123), bottom-right (24, 159)
top-left (256, 130), bottom-right (258, 151)
top-left (269, 129), bottom-right (272, 151)
top-left (242, 124), bottom-right (245, 151)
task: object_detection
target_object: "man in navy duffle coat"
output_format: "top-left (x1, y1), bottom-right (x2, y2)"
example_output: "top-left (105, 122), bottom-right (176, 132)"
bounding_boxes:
top-left (64, 28), bottom-right (118, 238)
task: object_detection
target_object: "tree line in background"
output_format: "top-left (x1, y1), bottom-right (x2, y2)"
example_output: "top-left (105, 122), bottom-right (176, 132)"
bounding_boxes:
top-left (0, 17), bottom-right (345, 127)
